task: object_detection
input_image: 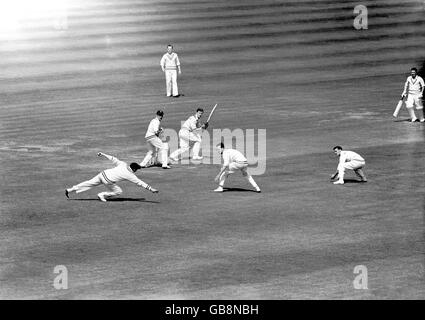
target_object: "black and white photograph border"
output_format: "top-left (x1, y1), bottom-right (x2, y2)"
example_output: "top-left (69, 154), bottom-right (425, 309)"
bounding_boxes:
top-left (0, 0), bottom-right (424, 302)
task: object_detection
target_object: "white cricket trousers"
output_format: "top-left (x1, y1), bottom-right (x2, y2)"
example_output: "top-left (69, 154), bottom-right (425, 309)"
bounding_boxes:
top-left (69, 173), bottom-right (122, 198)
top-left (170, 128), bottom-right (202, 159)
top-left (219, 162), bottom-right (259, 189)
top-left (405, 94), bottom-right (424, 121)
top-left (140, 136), bottom-right (169, 167)
top-left (165, 69), bottom-right (178, 97)
top-left (338, 160), bottom-right (366, 180)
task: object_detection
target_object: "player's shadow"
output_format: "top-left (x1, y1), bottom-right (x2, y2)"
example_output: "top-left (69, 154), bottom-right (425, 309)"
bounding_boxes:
top-left (222, 187), bottom-right (259, 193)
top-left (342, 179), bottom-right (367, 184)
top-left (69, 198), bottom-right (160, 203)
top-left (394, 118), bottom-right (414, 122)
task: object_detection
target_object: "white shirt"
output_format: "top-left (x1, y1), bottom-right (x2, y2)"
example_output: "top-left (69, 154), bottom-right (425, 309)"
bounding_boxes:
top-left (145, 118), bottom-right (161, 139)
top-left (402, 76), bottom-right (424, 96)
top-left (160, 52), bottom-right (180, 70)
top-left (222, 149), bottom-right (248, 167)
top-left (338, 151), bottom-right (365, 166)
top-left (182, 115), bottom-right (200, 132)
top-left (102, 155), bottom-right (148, 188)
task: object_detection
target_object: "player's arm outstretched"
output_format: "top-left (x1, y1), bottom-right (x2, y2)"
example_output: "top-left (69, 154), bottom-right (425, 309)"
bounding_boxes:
top-left (97, 152), bottom-right (122, 165)
top-left (126, 173), bottom-right (159, 193)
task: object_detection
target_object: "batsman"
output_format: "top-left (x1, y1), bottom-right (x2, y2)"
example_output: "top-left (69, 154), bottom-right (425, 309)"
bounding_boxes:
top-left (169, 105), bottom-right (216, 162)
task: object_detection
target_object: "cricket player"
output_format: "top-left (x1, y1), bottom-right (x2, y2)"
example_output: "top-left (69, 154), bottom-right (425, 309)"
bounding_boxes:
top-left (330, 146), bottom-right (367, 185)
top-left (140, 110), bottom-right (170, 169)
top-left (169, 108), bottom-right (208, 161)
top-left (214, 143), bottom-right (261, 193)
top-left (401, 67), bottom-right (424, 122)
top-left (160, 44), bottom-right (181, 97)
top-left (65, 152), bottom-right (158, 202)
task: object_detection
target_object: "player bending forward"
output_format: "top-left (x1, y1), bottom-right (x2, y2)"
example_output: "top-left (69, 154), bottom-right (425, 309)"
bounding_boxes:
top-left (140, 110), bottom-right (170, 169)
top-left (330, 146), bottom-right (367, 185)
top-left (401, 67), bottom-right (424, 122)
top-left (214, 143), bottom-right (261, 193)
top-left (65, 152), bottom-right (158, 202)
top-left (169, 108), bottom-right (208, 161)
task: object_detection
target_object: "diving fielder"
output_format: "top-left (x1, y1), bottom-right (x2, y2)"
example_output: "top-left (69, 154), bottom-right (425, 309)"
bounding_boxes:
top-left (140, 110), bottom-right (170, 169)
top-left (169, 108), bottom-right (208, 161)
top-left (160, 44), bottom-right (181, 97)
top-left (214, 143), bottom-right (261, 193)
top-left (65, 152), bottom-right (158, 202)
top-left (330, 146), bottom-right (367, 185)
top-left (401, 67), bottom-right (424, 122)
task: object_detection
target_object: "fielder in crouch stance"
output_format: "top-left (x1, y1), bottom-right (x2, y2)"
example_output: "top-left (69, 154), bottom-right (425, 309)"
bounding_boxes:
top-left (331, 146), bottom-right (367, 185)
top-left (401, 67), bottom-right (424, 122)
top-left (169, 108), bottom-right (208, 161)
top-left (140, 110), bottom-right (170, 169)
top-left (65, 152), bottom-right (158, 202)
top-left (214, 143), bottom-right (261, 193)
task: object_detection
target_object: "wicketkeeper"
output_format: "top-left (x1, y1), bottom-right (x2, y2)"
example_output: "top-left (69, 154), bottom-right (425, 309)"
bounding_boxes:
top-left (140, 110), bottom-right (170, 169)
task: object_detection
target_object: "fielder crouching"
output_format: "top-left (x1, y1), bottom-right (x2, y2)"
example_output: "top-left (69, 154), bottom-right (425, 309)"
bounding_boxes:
top-left (140, 110), bottom-right (170, 169)
top-left (330, 146), bottom-right (367, 185)
top-left (214, 143), bottom-right (261, 193)
top-left (65, 152), bottom-right (158, 202)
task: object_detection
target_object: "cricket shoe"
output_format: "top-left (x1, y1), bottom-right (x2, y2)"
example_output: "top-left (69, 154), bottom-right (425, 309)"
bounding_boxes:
top-left (192, 156), bottom-right (203, 160)
top-left (162, 165), bottom-right (171, 169)
top-left (411, 118), bottom-right (418, 122)
top-left (255, 187), bottom-right (261, 193)
top-left (214, 186), bottom-right (224, 192)
top-left (333, 180), bottom-right (344, 185)
top-left (420, 119), bottom-right (425, 122)
top-left (97, 194), bottom-right (107, 202)
top-left (65, 189), bottom-right (69, 199)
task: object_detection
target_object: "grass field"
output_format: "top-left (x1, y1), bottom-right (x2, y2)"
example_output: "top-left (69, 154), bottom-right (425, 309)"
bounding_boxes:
top-left (0, 0), bottom-right (424, 299)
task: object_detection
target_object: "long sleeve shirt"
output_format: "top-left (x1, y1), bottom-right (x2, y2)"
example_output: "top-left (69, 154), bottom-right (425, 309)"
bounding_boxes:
top-left (402, 76), bottom-right (424, 96)
top-left (182, 115), bottom-right (202, 132)
top-left (145, 118), bottom-right (161, 139)
top-left (101, 154), bottom-right (149, 188)
top-left (337, 151), bottom-right (365, 168)
top-left (160, 52), bottom-right (180, 70)
top-left (222, 149), bottom-right (248, 167)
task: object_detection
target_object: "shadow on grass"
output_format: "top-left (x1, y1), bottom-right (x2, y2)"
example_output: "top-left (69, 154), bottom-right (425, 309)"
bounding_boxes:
top-left (222, 187), bottom-right (259, 193)
top-left (393, 118), bottom-right (411, 122)
top-left (341, 179), bottom-right (367, 184)
top-left (69, 198), bottom-right (160, 203)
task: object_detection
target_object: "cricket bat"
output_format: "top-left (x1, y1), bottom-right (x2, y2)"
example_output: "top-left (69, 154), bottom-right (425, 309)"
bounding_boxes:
top-left (206, 104), bottom-right (218, 123)
top-left (393, 99), bottom-right (404, 117)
